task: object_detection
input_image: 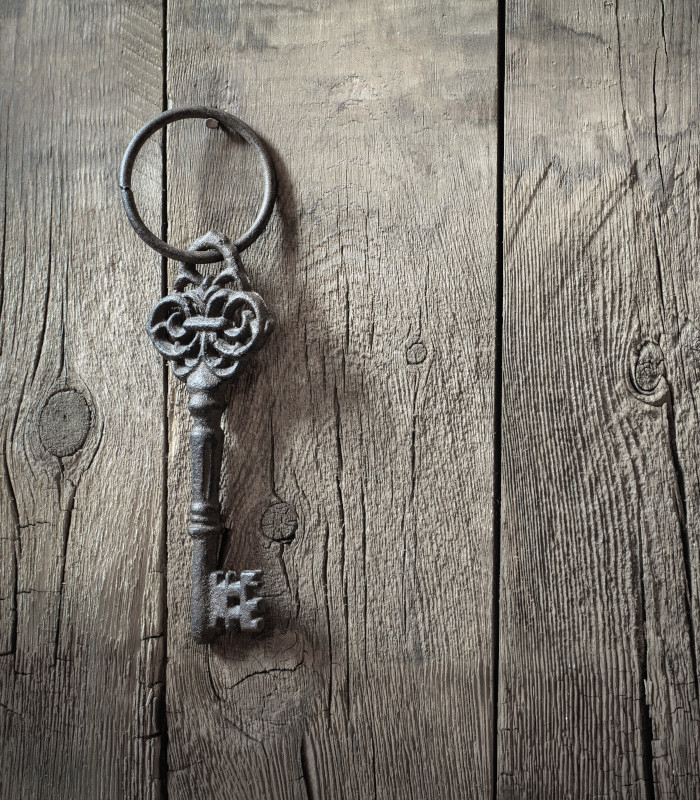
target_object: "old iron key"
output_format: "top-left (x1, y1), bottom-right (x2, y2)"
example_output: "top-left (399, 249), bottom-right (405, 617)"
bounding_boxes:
top-left (119, 108), bottom-right (277, 642)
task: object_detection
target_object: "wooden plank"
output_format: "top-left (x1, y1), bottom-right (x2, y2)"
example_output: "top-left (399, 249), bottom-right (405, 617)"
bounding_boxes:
top-left (163, 1), bottom-right (498, 797)
top-left (0, 1), bottom-right (166, 797)
top-left (499, 0), bottom-right (700, 796)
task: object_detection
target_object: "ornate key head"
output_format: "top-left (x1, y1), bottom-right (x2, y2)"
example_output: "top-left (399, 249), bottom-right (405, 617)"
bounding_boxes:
top-left (147, 231), bottom-right (274, 382)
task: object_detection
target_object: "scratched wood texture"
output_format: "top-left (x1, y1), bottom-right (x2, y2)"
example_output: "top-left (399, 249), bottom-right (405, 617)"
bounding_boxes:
top-left (499, 1), bottom-right (700, 797)
top-left (162, 0), bottom-right (498, 798)
top-left (6, 0), bottom-right (700, 798)
top-left (0, 0), bottom-right (167, 797)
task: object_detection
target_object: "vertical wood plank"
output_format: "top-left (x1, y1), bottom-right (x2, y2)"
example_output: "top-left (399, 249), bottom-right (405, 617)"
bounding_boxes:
top-left (164, 1), bottom-right (498, 797)
top-left (500, 1), bottom-right (700, 796)
top-left (0, 1), bottom-right (165, 796)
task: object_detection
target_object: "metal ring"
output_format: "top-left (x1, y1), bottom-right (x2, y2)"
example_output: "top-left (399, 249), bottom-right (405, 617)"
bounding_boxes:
top-left (119, 107), bottom-right (277, 264)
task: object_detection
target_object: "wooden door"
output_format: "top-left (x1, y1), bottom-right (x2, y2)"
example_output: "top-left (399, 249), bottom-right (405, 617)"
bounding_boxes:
top-left (1, 1), bottom-right (698, 798)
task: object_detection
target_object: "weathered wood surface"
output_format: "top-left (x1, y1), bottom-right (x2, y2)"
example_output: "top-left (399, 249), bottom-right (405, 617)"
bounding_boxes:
top-left (6, 0), bottom-right (700, 797)
top-left (163, 0), bottom-right (498, 798)
top-left (0, 0), bottom-right (166, 797)
top-left (499, 1), bottom-right (700, 797)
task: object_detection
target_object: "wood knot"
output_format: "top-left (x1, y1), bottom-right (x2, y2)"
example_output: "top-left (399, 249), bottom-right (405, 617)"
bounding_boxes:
top-left (629, 340), bottom-right (668, 406)
top-left (406, 341), bottom-right (427, 365)
top-left (261, 502), bottom-right (298, 542)
top-left (39, 389), bottom-right (92, 457)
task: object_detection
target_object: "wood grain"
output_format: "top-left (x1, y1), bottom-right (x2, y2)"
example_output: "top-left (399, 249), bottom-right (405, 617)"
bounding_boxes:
top-left (0, 0), bottom-right (166, 796)
top-left (499, 1), bottom-right (700, 796)
top-left (7, 0), bottom-right (698, 795)
top-left (163, 1), bottom-right (498, 798)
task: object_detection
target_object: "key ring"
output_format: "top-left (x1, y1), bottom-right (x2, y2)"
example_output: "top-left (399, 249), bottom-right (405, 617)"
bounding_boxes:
top-left (119, 106), bottom-right (277, 263)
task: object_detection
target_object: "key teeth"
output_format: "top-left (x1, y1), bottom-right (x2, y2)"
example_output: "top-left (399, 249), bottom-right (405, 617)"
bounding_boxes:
top-left (210, 568), bottom-right (264, 634)
top-left (238, 570), bottom-right (264, 633)
top-left (244, 596), bottom-right (264, 616)
top-left (241, 615), bottom-right (264, 634)
top-left (248, 595), bottom-right (263, 610)
top-left (239, 569), bottom-right (265, 633)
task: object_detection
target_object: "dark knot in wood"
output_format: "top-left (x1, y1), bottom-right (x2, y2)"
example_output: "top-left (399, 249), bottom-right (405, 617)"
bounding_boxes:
top-left (633, 341), bottom-right (665, 393)
top-left (39, 389), bottom-right (92, 458)
top-left (406, 341), bottom-right (427, 365)
top-left (261, 501), bottom-right (298, 542)
top-left (629, 340), bottom-right (668, 406)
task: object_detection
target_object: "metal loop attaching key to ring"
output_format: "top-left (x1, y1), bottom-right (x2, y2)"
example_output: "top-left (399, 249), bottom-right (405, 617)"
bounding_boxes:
top-left (119, 106), bottom-right (277, 263)
top-left (120, 107), bottom-right (278, 642)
